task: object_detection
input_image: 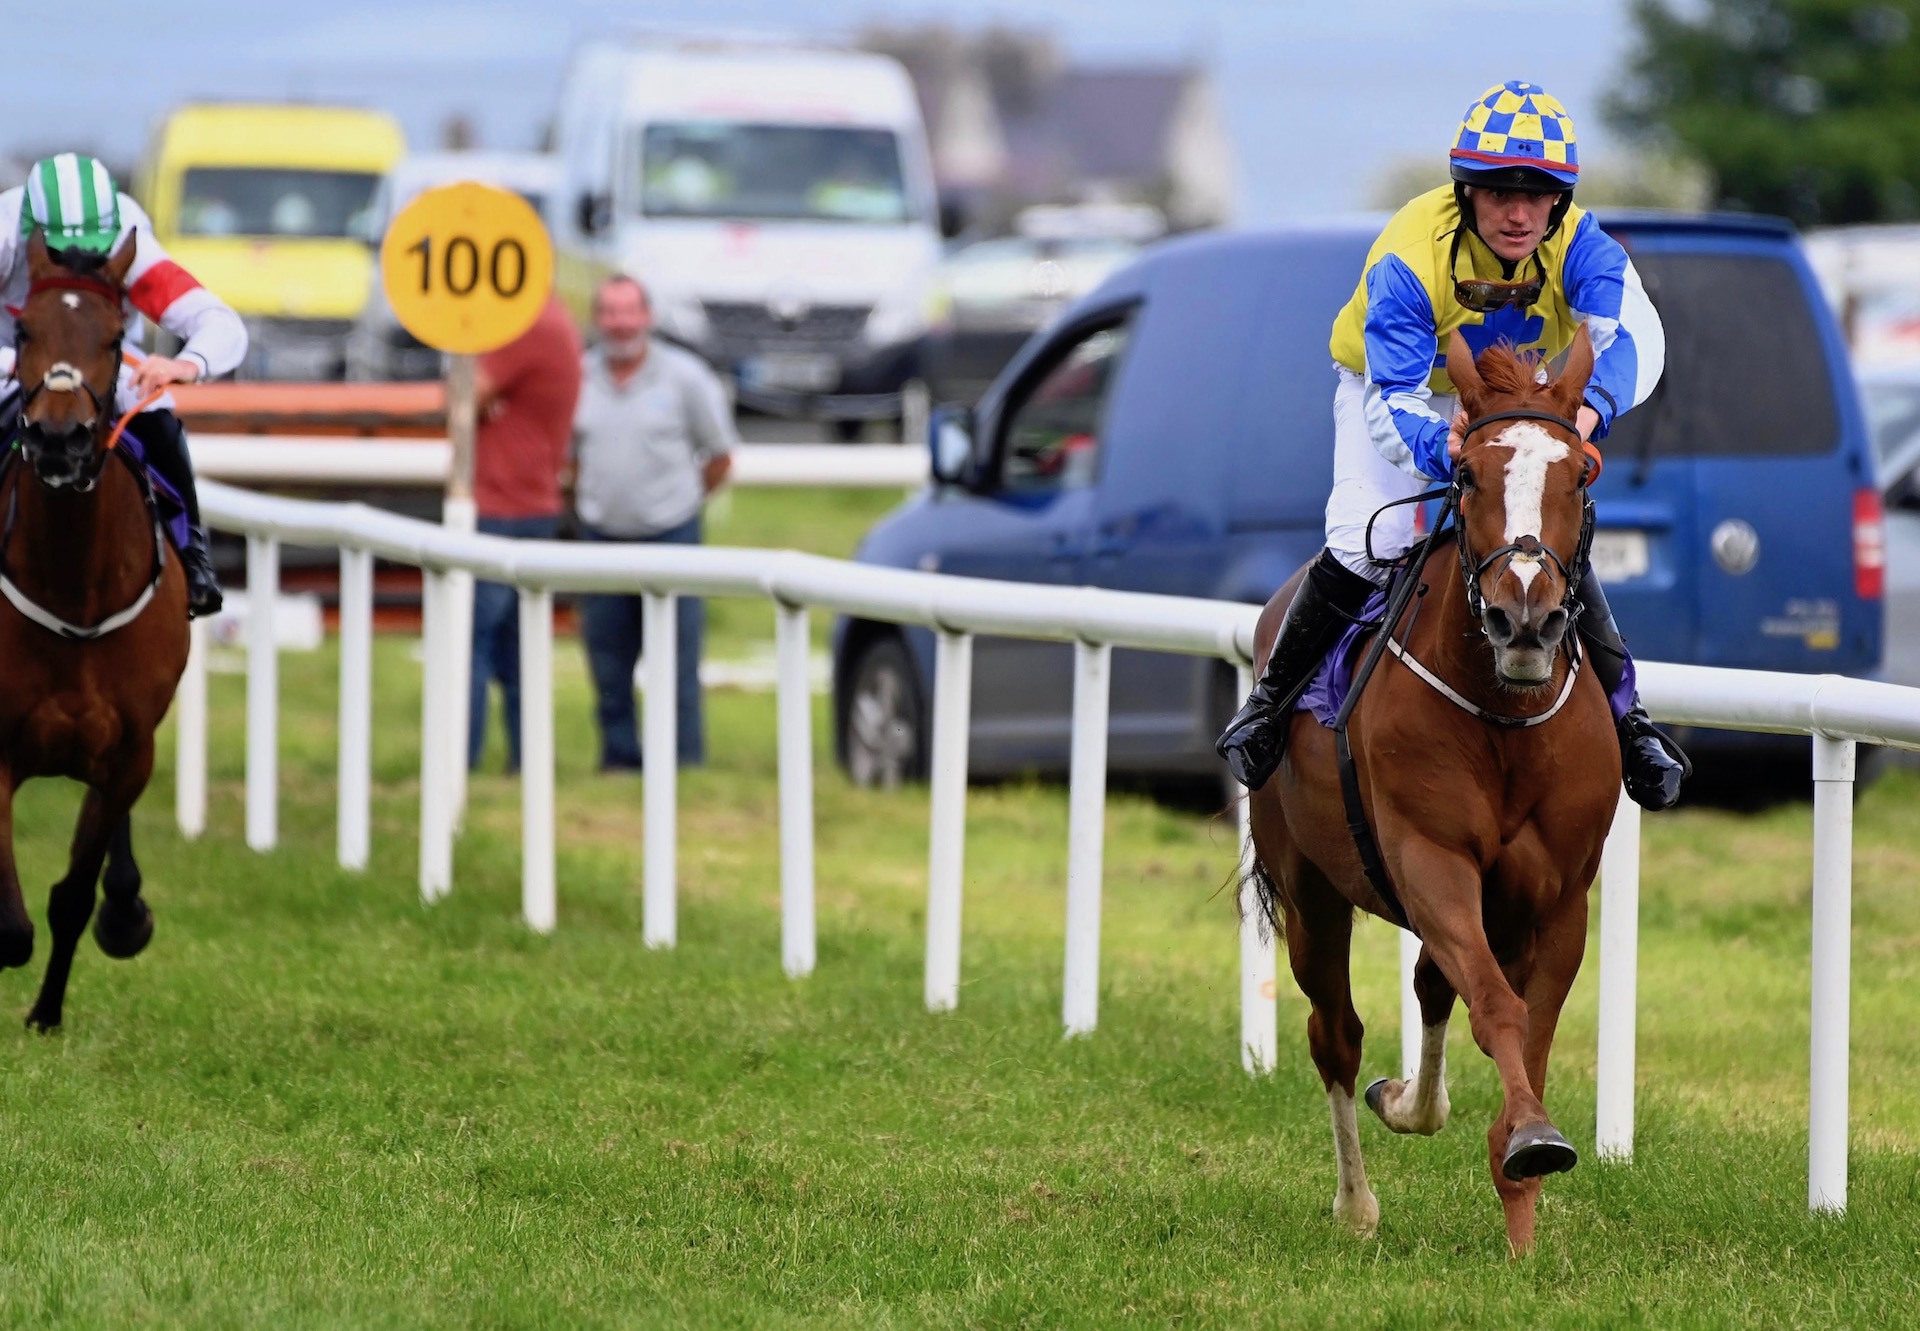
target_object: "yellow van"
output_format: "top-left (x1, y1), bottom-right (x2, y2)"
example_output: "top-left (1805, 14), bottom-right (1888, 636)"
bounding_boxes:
top-left (136, 103), bottom-right (405, 379)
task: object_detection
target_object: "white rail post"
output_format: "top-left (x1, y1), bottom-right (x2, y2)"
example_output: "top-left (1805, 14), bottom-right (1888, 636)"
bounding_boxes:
top-left (775, 603), bottom-right (816, 978)
top-left (244, 533), bottom-right (279, 852)
top-left (1236, 662), bottom-right (1276, 1074)
top-left (925, 629), bottom-right (973, 1012)
top-left (174, 616), bottom-right (208, 840)
top-left (518, 586), bottom-right (556, 934)
top-left (418, 569), bottom-right (455, 903)
top-left (642, 591), bottom-right (678, 948)
top-left (1596, 786), bottom-right (1643, 1161)
top-left (1400, 930), bottom-right (1421, 1081)
top-left (1809, 734), bottom-right (1856, 1213)
top-left (446, 564), bottom-right (474, 830)
top-left (336, 546), bottom-right (374, 872)
top-left (1062, 640), bottom-right (1112, 1037)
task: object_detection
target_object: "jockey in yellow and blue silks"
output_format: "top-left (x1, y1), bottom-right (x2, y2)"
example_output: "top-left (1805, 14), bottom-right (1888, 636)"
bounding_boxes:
top-left (1218, 80), bottom-right (1690, 810)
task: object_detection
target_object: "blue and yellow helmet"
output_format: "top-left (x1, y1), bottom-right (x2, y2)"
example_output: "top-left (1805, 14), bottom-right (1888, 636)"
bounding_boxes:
top-left (1449, 80), bottom-right (1578, 192)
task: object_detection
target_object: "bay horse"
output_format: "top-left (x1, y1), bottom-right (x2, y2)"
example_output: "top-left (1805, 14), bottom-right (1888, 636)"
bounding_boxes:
top-left (0, 230), bottom-right (188, 1030)
top-left (1247, 328), bottom-right (1619, 1255)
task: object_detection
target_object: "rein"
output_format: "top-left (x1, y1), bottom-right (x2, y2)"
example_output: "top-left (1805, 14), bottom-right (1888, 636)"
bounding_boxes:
top-left (0, 448), bottom-right (167, 640)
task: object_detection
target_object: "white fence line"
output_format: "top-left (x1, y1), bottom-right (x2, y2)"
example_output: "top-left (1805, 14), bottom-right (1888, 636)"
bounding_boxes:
top-left (188, 478), bottom-right (1920, 1215)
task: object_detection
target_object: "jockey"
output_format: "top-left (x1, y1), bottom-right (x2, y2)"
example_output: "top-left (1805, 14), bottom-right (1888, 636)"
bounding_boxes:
top-left (1217, 80), bottom-right (1690, 811)
top-left (0, 153), bottom-right (247, 617)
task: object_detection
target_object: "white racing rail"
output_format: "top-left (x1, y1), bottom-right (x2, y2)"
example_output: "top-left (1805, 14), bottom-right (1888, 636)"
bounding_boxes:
top-left (184, 479), bottom-right (1920, 1215)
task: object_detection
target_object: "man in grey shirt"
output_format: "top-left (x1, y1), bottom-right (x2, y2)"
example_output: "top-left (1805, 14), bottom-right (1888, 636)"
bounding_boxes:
top-left (572, 274), bottom-right (737, 769)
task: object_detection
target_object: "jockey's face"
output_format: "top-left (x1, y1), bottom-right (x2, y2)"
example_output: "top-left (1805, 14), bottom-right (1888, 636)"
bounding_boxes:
top-left (1466, 186), bottom-right (1557, 263)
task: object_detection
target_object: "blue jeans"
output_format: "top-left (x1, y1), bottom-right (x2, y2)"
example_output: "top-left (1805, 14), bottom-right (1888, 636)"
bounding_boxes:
top-left (470, 514), bottom-right (560, 771)
top-left (579, 515), bottom-right (705, 768)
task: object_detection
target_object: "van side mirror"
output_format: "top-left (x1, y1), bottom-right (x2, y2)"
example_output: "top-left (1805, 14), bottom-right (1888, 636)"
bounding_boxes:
top-left (937, 197), bottom-right (969, 242)
top-left (576, 192), bottom-right (611, 236)
top-left (929, 403), bottom-right (976, 487)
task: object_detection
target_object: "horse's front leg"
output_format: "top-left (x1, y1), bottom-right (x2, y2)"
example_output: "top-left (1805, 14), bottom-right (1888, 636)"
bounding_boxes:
top-left (1393, 837), bottom-right (1570, 1255)
top-left (1492, 888), bottom-right (1591, 1254)
top-left (27, 739), bottom-right (148, 1032)
top-left (94, 814), bottom-right (154, 959)
top-left (1366, 945), bottom-right (1455, 1135)
top-left (0, 770), bottom-right (34, 968)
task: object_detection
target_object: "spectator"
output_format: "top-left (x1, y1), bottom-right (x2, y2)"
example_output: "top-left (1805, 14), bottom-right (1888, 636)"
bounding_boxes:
top-left (469, 295), bottom-right (583, 772)
top-left (573, 274), bottom-right (736, 770)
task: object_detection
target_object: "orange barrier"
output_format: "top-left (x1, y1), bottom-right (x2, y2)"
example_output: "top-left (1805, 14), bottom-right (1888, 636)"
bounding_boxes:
top-left (171, 381), bottom-right (447, 437)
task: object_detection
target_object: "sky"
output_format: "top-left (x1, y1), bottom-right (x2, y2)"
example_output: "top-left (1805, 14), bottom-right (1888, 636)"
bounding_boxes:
top-left (2, 0), bottom-right (1639, 223)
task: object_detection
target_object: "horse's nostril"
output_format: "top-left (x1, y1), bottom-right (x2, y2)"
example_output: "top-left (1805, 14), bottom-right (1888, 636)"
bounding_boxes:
top-left (1539, 607), bottom-right (1570, 643)
top-left (1482, 606), bottom-right (1516, 644)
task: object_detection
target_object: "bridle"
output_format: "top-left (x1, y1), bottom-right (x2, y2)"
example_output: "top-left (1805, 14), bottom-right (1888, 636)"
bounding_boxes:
top-left (1450, 407), bottom-right (1597, 629)
top-left (11, 271), bottom-right (127, 493)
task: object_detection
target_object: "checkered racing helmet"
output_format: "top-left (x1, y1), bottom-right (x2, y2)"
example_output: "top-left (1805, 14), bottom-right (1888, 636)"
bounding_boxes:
top-left (1449, 80), bottom-right (1579, 192)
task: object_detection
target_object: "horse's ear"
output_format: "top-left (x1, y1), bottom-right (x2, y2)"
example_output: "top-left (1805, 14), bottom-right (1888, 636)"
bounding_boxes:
top-left (24, 228), bottom-right (52, 279)
top-left (102, 232), bottom-right (136, 288)
top-left (1554, 324), bottom-right (1595, 414)
top-left (1445, 329), bottom-right (1484, 407)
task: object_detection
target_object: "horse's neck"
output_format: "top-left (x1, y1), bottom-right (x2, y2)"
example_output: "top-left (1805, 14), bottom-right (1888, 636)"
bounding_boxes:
top-left (4, 460), bottom-right (151, 621)
top-left (1402, 539), bottom-right (1570, 719)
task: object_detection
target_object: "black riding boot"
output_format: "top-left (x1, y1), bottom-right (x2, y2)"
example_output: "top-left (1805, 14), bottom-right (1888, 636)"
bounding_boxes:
top-left (1576, 567), bottom-right (1689, 810)
top-left (1217, 548), bottom-right (1377, 791)
top-left (130, 409), bottom-right (221, 618)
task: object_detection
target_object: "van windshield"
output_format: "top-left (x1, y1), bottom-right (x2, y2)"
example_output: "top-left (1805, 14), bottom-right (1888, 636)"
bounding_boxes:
top-left (637, 122), bottom-right (910, 224)
top-left (1601, 250), bottom-right (1839, 458)
top-left (178, 168), bottom-right (381, 240)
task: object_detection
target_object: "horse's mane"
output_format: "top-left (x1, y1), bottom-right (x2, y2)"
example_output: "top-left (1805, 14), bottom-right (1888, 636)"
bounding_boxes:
top-left (45, 245), bottom-right (111, 277)
top-left (1471, 340), bottom-right (1553, 401)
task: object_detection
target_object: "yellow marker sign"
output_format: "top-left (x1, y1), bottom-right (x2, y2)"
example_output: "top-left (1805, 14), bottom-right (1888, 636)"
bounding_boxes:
top-left (380, 182), bottom-right (554, 355)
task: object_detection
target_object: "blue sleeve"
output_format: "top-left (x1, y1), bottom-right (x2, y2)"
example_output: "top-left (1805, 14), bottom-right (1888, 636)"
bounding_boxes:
top-left (1563, 213), bottom-right (1666, 440)
top-left (1361, 254), bottom-right (1452, 480)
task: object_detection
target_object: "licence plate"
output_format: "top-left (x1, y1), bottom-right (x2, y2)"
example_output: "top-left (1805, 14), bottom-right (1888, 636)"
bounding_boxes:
top-left (1588, 530), bottom-right (1650, 581)
top-left (742, 353), bottom-right (839, 393)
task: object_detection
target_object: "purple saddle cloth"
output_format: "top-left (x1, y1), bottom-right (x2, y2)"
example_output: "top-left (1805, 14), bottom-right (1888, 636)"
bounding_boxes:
top-left (1295, 589), bottom-right (1388, 728)
top-left (111, 428), bottom-right (192, 553)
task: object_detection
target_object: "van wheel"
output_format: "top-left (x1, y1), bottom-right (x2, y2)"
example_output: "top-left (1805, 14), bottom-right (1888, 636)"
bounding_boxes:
top-left (842, 636), bottom-right (927, 788)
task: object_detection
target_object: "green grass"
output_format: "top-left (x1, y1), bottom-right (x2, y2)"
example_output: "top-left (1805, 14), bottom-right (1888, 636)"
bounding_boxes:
top-left (0, 489), bottom-right (1917, 1323)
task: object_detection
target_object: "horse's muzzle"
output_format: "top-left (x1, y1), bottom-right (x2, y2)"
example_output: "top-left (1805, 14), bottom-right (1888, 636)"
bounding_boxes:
top-left (20, 420), bottom-right (101, 490)
top-left (1482, 602), bottom-right (1570, 687)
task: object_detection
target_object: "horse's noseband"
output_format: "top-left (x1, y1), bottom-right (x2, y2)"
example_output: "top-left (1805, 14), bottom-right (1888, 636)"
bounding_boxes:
top-left (1452, 408), bottom-right (1597, 629)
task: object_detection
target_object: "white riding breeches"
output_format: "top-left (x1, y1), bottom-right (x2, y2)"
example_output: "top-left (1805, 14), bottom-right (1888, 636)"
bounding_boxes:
top-left (1325, 367), bottom-right (1455, 585)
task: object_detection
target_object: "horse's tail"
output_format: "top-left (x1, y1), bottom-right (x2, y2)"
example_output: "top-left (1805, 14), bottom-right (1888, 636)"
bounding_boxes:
top-left (1242, 854), bottom-right (1284, 943)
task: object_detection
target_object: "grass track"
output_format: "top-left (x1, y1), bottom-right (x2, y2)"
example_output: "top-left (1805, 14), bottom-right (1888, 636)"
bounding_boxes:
top-left (1, 491), bottom-right (1917, 1324)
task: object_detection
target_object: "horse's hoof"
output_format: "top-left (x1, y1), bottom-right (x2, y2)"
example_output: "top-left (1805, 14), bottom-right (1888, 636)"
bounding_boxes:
top-left (94, 901), bottom-right (153, 959)
top-left (0, 928), bottom-right (32, 970)
top-left (1502, 1122), bottom-right (1578, 1181)
top-left (23, 1008), bottom-right (60, 1034)
top-left (1364, 1077), bottom-right (1392, 1117)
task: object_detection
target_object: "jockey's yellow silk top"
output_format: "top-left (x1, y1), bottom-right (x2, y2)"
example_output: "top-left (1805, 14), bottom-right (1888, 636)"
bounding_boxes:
top-left (1327, 185), bottom-right (1664, 480)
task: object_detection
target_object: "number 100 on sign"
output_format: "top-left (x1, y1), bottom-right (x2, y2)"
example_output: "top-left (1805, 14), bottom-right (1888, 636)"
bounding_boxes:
top-left (380, 182), bottom-right (554, 355)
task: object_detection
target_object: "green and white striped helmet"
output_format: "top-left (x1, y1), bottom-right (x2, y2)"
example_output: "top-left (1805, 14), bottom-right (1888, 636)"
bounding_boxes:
top-left (21, 153), bottom-right (121, 254)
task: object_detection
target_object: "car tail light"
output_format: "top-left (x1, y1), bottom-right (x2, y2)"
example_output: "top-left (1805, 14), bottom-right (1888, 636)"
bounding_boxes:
top-left (1854, 488), bottom-right (1885, 600)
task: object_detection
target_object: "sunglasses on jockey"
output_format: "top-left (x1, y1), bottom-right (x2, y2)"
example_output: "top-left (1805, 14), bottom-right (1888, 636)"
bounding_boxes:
top-left (1448, 226), bottom-right (1546, 313)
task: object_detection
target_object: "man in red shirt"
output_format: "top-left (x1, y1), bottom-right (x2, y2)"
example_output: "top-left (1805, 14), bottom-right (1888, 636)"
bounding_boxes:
top-left (469, 295), bottom-right (583, 772)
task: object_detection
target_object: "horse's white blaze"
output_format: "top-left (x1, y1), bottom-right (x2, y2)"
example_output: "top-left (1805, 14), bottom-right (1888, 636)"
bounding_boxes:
top-left (1488, 421), bottom-right (1569, 544)
top-left (59, 293), bottom-right (79, 311)
top-left (1327, 1086), bottom-right (1379, 1235)
top-left (1512, 559), bottom-right (1542, 594)
top-left (43, 362), bottom-right (84, 393)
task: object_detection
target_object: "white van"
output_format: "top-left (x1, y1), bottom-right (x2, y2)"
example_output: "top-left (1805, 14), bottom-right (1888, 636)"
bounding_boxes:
top-left (551, 38), bottom-right (943, 435)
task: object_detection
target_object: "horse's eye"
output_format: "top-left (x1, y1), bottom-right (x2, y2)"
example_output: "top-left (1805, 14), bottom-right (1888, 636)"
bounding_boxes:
top-left (1458, 464), bottom-right (1476, 490)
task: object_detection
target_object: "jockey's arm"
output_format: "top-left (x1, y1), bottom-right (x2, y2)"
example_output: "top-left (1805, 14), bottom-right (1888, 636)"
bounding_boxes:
top-left (1360, 255), bottom-right (1454, 481)
top-left (117, 197), bottom-right (248, 396)
top-left (1562, 212), bottom-right (1666, 440)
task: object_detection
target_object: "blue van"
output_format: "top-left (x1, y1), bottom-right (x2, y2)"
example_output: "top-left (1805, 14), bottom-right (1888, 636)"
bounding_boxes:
top-left (831, 214), bottom-right (1885, 789)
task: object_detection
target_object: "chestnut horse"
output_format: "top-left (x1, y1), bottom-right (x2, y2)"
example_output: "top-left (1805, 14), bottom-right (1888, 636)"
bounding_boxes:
top-left (0, 232), bottom-right (188, 1030)
top-left (1248, 329), bottom-right (1619, 1255)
